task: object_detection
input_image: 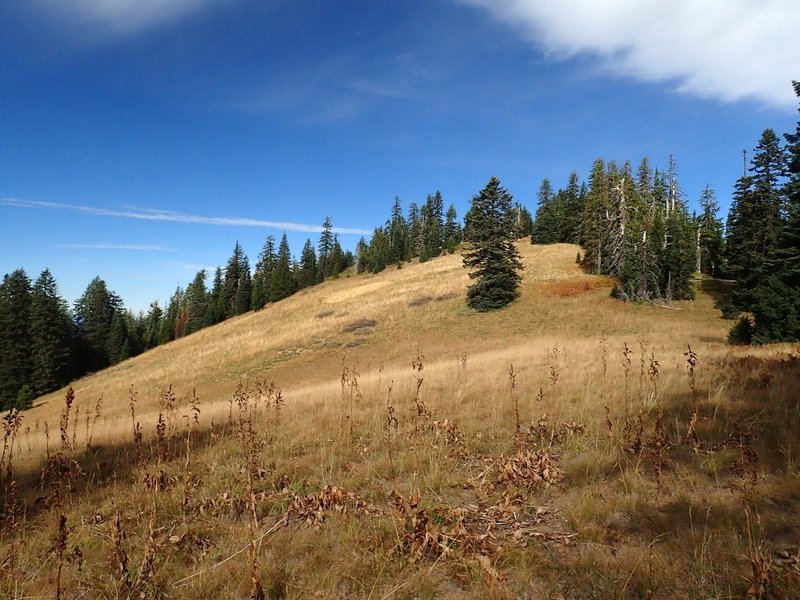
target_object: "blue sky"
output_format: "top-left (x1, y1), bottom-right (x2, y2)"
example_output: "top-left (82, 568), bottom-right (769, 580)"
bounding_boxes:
top-left (1, 0), bottom-right (798, 312)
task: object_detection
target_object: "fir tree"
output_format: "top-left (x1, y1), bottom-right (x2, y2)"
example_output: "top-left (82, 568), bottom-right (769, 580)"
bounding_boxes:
top-left (443, 204), bottom-right (461, 252)
top-left (143, 301), bottom-right (162, 350)
top-left (388, 197), bottom-right (408, 265)
top-left (29, 269), bottom-right (73, 395)
top-left (463, 177), bottom-right (524, 311)
top-left (751, 81), bottom-right (800, 342)
top-left (297, 239), bottom-right (318, 288)
top-left (0, 269), bottom-right (33, 408)
top-left (184, 269), bottom-right (209, 336)
top-left (159, 286), bottom-right (183, 345)
top-left (73, 276), bottom-right (122, 374)
top-left (106, 311), bottom-right (129, 364)
top-left (318, 216), bottom-right (335, 281)
top-left (204, 267), bottom-right (224, 326)
top-left (531, 179), bottom-right (560, 244)
top-left (696, 185), bottom-right (725, 276)
top-left (269, 234), bottom-right (297, 301)
top-left (252, 235), bottom-right (277, 310)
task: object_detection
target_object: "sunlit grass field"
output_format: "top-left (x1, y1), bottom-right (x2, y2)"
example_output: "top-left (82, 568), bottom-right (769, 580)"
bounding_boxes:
top-left (2, 243), bottom-right (798, 599)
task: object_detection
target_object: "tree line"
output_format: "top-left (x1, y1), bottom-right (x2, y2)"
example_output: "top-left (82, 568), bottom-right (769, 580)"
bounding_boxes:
top-left (2, 81), bottom-right (799, 408)
top-left (0, 222), bottom-right (354, 410)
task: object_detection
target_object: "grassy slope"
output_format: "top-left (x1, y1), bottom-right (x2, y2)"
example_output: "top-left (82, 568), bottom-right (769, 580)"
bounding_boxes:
top-left (2, 243), bottom-right (799, 599)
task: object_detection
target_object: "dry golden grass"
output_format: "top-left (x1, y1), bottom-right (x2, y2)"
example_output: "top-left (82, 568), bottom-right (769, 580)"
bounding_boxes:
top-left (2, 242), bottom-right (799, 599)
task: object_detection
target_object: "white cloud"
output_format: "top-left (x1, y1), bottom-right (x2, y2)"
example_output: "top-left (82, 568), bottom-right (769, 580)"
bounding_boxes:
top-left (38, 0), bottom-right (229, 35)
top-left (2, 198), bottom-right (371, 235)
top-left (460, 0), bottom-right (800, 110)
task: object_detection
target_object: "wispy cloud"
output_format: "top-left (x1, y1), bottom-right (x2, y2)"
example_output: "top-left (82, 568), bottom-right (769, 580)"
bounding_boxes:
top-left (460, 0), bottom-right (800, 110)
top-left (232, 53), bottom-right (433, 124)
top-left (2, 198), bottom-right (371, 235)
top-left (37, 0), bottom-right (230, 36)
top-left (56, 243), bottom-right (176, 251)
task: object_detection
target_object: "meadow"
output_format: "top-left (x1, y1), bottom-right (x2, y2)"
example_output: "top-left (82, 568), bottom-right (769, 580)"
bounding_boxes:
top-left (1, 243), bottom-right (798, 599)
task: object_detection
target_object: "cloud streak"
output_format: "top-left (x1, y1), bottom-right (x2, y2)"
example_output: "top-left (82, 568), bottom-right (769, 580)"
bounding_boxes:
top-left (460, 0), bottom-right (800, 110)
top-left (38, 0), bottom-right (229, 35)
top-left (2, 198), bottom-right (371, 235)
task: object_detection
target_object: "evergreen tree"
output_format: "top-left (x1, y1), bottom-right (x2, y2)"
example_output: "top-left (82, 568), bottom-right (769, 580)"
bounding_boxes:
top-left (73, 276), bottom-right (122, 373)
top-left (184, 269), bottom-right (209, 335)
top-left (318, 216), bottom-right (335, 281)
top-left (407, 202), bottom-right (422, 258)
top-left (727, 130), bottom-right (789, 310)
top-left (367, 226), bottom-right (389, 273)
top-left (143, 301), bottom-right (163, 350)
top-left (443, 204), bottom-right (461, 252)
top-left (463, 177), bottom-right (524, 311)
top-left (422, 192), bottom-right (444, 259)
top-left (269, 234), bottom-right (297, 301)
top-left (388, 197), bottom-right (408, 265)
top-left (221, 242), bottom-right (251, 317)
top-left (252, 235), bottom-right (277, 309)
top-left (354, 237), bottom-right (368, 274)
top-left (581, 159), bottom-right (611, 272)
top-left (159, 286), bottom-right (183, 345)
top-left (204, 267), bottom-right (224, 326)
top-left (751, 81), bottom-right (800, 342)
top-left (560, 171), bottom-right (585, 243)
top-left (0, 269), bottom-right (33, 408)
top-left (330, 235), bottom-right (344, 278)
top-left (297, 239), bottom-right (318, 288)
top-left (696, 185), bottom-right (725, 276)
top-left (29, 269), bottom-right (73, 395)
top-left (531, 179), bottom-right (560, 244)
top-left (106, 311), bottom-right (129, 364)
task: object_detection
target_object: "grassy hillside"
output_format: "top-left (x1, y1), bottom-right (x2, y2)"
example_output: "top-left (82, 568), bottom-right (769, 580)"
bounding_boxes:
top-left (2, 243), bottom-right (799, 599)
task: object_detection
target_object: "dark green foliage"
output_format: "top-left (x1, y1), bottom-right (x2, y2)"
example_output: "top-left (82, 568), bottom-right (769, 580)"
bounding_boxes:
top-left (728, 316), bottom-right (754, 345)
top-left (159, 286), bottom-right (183, 345)
top-left (73, 276), bottom-right (123, 373)
top-left (252, 236), bottom-right (277, 310)
top-left (696, 185), bottom-right (725, 276)
top-left (443, 204), bottom-right (462, 253)
top-left (204, 267), bottom-right (224, 326)
top-left (29, 269), bottom-right (73, 395)
top-left (749, 82), bottom-right (800, 342)
top-left (106, 311), bottom-right (129, 364)
top-left (422, 192), bottom-right (444, 259)
top-left (221, 242), bottom-right (251, 318)
top-left (143, 301), bottom-right (162, 350)
top-left (727, 129), bottom-right (789, 310)
top-left (0, 269), bottom-right (33, 408)
top-left (297, 239), bottom-right (318, 288)
top-left (463, 177), bottom-right (524, 311)
top-left (184, 270), bottom-right (209, 336)
top-left (318, 217), bottom-right (335, 281)
top-left (388, 197), bottom-right (408, 265)
top-left (269, 234), bottom-right (297, 302)
top-left (531, 179), bottom-right (560, 244)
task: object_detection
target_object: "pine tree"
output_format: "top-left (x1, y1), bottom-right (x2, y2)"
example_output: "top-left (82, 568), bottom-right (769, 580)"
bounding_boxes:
top-left (407, 202), bottom-right (422, 258)
top-left (29, 269), bottom-right (73, 396)
top-left (330, 235), bottom-right (344, 278)
top-left (143, 301), bottom-right (163, 350)
top-left (298, 239), bottom-right (318, 288)
top-left (751, 81), bottom-right (800, 342)
top-left (581, 159), bottom-right (611, 272)
top-left (388, 197), bottom-right (408, 265)
top-left (443, 204), bottom-right (461, 252)
top-left (159, 286), bottom-right (183, 345)
top-left (531, 179), bottom-right (560, 244)
top-left (463, 177), bottom-right (524, 311)
top-left (252, 235), bottom-right (277, 309)
top-left (204, 267), bottom-right (224, 326)
top-left (727, 130), bottom-right (789, 310)
top-left (0, 269), bottom-right (33, 408)
top-left (184, 269), bottom-right (209, 336)
top-left (73, 277), bottom-right (122, 374)
top-left (269, 234), bottom-right (297, 301)
top-left (560, 172), bottom-right (585, 244)
top-left (697, 185), bottom-right (725, 276)
top-left (106, 311), bottom-right (129, 364)
top-left (367, 226), bottom-right (389, 273)
top-left (318, 217), bottom-right (335, 281)
top-left (422, 192), bottom-right (444, 259)
top-left (221, 242), bottom-right (251, 317)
